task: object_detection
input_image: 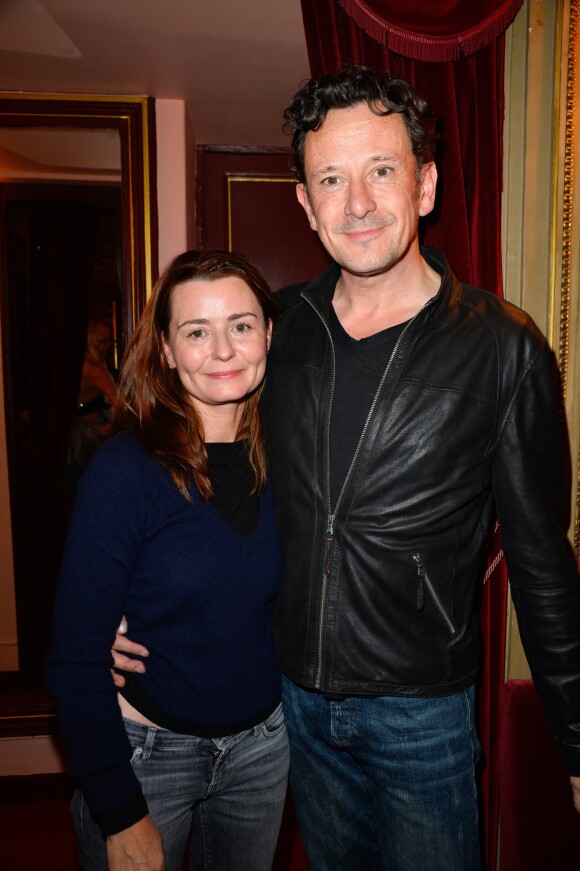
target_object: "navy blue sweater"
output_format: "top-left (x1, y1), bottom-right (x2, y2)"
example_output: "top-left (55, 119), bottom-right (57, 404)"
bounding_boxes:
top-left (47, 432), bottom-right (282, 833)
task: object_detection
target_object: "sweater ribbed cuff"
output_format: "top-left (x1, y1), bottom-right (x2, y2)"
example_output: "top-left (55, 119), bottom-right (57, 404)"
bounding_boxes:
top-left (96, 792), bottom-right (149, 838)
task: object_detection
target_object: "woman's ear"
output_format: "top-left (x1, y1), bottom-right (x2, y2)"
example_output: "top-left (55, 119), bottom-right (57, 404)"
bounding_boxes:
top-left (266, 319), bottom-right (273, 352)
top-left (161, 333), bottom-right (176, 369)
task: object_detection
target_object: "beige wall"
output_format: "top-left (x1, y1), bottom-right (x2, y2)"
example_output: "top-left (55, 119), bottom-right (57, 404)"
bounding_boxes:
top-left (155, 98), bottom-right (195, 273)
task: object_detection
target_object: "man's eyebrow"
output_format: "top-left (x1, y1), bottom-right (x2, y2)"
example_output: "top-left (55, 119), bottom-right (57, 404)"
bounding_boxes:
top-left (310, 154), bottom-right (401, 178)
top-left (311, 164), bottom-right (340, 179)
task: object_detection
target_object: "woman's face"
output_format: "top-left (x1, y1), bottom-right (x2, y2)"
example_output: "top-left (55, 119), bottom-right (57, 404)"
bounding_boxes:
top-left (161, 276), bottom-right (272, 415)
top-left (91, 323), bottom-right (113, 360)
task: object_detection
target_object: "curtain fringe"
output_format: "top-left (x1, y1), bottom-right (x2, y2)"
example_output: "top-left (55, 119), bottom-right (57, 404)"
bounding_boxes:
top-left (336, 0), bottom-right (524, 61)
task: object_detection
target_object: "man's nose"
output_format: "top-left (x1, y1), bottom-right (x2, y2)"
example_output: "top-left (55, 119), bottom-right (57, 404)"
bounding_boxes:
top-left (345, 177), bottom-right (376, 218)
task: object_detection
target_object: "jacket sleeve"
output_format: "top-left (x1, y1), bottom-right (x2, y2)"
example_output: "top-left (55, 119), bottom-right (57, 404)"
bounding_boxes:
top-left (491, 333), bottom-right (580, 774)
top-left (46, 435), bottom-right (149, 835)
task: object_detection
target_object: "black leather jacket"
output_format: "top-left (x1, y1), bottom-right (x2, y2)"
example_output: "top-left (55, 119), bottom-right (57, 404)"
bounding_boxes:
top-left (263, 248), bottom-right (580, 773)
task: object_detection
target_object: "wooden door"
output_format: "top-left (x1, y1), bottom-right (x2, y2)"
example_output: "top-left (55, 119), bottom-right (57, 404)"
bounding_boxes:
top-left (197, 146), bottom-right (331, 290)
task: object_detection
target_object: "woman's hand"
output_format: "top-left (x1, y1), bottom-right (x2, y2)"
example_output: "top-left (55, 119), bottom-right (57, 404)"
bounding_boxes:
top-left (106, 816), bottom-right (165, 870)
top-left (111, 616), bottom-right (150, 689)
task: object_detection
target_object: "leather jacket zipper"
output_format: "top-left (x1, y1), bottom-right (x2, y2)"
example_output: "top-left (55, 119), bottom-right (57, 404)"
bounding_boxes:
top-left (412, 553), bottom-right (456, 635)
top-left (306, 295), bottom-right (435, 689)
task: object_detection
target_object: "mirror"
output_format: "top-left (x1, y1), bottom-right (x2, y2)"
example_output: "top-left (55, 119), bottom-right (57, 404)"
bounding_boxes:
top-left (0, 95), bottom-right (157, 733)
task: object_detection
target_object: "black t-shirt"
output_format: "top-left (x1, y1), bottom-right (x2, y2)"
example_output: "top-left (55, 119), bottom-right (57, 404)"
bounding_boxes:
top-left (328, 305), bottom-right (407, 507)
top-left (207, 440), bottom-right (260, 537)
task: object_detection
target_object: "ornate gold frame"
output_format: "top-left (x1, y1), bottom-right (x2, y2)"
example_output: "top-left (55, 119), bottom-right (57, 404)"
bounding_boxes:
top-left (0, 94), bottom-right (157, 333)
top-left (557, 1), bottom-right (580, 554)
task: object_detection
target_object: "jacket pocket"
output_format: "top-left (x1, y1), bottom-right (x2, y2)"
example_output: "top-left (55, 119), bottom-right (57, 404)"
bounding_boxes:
top-left (412, 553), bottom-right (456, 636)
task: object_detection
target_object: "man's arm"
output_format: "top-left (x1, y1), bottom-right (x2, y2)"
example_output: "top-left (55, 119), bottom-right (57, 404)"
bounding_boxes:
top-left (491, 336), bottom-right (580, 805)
top-left (111, 616), bottom-right (149, 688)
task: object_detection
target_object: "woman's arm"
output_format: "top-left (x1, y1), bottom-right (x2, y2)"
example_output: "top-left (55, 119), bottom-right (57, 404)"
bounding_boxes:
top-left (47, 434), bottom-right (150, 834)
top-left (106, 816), bottom-right (165, 871)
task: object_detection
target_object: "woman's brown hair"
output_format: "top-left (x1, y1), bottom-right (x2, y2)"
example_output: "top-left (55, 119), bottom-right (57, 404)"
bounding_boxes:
top-left (114, 250), bottom-right (277, 501)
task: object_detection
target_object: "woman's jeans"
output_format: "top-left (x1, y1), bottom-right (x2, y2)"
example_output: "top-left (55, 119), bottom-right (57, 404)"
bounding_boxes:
top-left (282, 676), bottom-right (481, 871)
top-left (71, 703), bottom-right (290, 871)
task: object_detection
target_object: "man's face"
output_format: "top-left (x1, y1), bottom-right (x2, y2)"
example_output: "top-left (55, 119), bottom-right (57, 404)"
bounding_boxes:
top-left (296, 103), bottom-right (437, 278)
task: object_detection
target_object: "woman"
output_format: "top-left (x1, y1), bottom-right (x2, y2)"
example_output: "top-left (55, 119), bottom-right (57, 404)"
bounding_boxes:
top-left (47, 251), bottom-right (288, 871)
top-left (67, 318), bottom-right (118, 487)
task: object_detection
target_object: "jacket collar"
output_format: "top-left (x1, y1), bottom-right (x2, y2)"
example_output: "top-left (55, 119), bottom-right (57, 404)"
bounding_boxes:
top-left (299, 247), bottom-right (463, 327)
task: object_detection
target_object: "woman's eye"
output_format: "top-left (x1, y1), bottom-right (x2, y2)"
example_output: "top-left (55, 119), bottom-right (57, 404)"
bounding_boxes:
top-left (189, 328), bottom-right (206, 339)
top-left (233, 322), bottom-right (251, 334)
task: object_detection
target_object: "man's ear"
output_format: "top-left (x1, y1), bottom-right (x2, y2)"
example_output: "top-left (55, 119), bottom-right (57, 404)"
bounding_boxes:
top-left (418, 162), bottom-right (437, 218)
top-left (296, 183), bottom-right (318, 232)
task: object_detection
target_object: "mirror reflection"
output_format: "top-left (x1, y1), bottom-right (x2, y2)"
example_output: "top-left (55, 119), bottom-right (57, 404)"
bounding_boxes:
top-left (0, 126), bottom-right (123, 680)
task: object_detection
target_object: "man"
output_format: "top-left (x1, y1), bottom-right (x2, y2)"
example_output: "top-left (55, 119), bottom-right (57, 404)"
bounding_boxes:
top-left (115, 67), bottom-right (580, 869)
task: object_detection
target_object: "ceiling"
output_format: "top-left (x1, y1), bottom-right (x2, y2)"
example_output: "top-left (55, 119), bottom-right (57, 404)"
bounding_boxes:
top-left (0, 0), bottom-right (311, 147)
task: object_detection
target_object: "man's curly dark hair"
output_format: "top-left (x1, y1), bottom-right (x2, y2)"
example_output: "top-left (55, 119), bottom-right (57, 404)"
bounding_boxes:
top-left (284, 65), bottom-right (439, 184)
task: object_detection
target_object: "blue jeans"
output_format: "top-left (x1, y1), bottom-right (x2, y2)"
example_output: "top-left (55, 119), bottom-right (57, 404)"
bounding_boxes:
top-left (282, 676), bottom-right (481, 871)
top-left (71, 703), bottom-right (290, 871)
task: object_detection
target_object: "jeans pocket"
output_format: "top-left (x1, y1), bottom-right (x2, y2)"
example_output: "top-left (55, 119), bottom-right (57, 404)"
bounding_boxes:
top-left (260, 702), bottom-right (285, 736)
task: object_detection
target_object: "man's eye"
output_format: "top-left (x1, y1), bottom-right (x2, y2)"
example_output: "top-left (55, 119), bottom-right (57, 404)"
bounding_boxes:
top-left (375, 166), bottom-right (393, 178)
top-left (322, 176), bottom-right (340, 186)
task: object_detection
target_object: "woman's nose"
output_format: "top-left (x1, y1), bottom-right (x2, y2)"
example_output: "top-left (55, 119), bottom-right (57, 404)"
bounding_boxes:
top-left (211, 331), bottom-right (235, 360)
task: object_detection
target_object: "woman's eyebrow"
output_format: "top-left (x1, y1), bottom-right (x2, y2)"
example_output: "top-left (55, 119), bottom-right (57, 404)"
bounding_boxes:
top-left (177, 312), bottom-right (258, 329)
top-left (228, 312), bottom-right (258, 321)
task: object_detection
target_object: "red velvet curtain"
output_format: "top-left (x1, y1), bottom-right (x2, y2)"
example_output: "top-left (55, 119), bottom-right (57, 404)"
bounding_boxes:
top-left (298, 1), bottom-right (522, 866)
top-left (334, 0), bottom-right (524, 61)
top-left (499, 680), bottom-right (580, 870)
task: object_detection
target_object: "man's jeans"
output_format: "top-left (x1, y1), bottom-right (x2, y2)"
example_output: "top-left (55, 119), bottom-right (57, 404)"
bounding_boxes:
top-left (71, 703), bottom-right (290, 871)
top-left (282, 676), bottom-right (481, 871)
